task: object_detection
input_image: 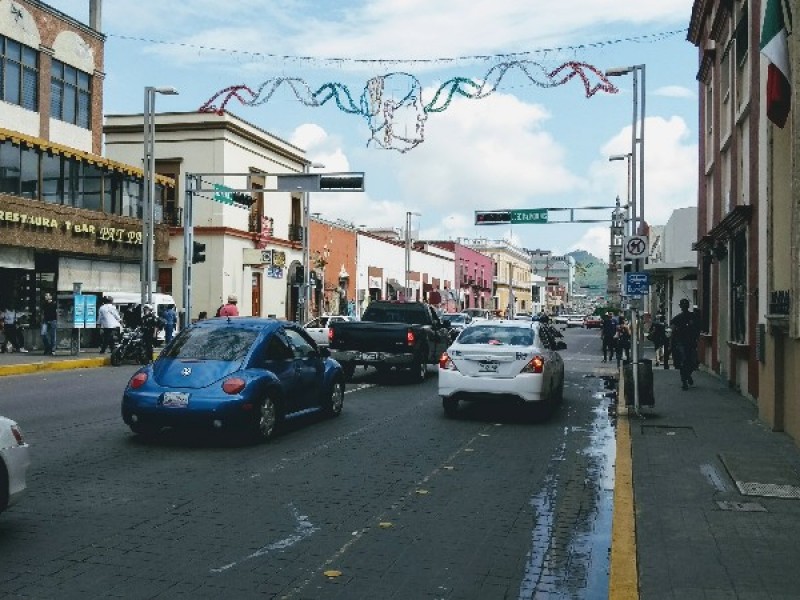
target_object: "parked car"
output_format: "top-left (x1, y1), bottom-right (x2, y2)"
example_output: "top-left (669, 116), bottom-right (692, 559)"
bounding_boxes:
top-left (121, 318), bottom-right (345, 442)
top-left (566, 314), bottom-right (585, 328)
top-left (584, 314), bottom-right (603, 329)
top-left (553, 314), bottom-right (570, 326)
top-left (328, 301), bottom-right (452, 382)
top-left (438, 320), bottom-right (566, 418)
top-left (0, 416), bottom-right (30, 515)
top-left (304, 315), bottom-right (356, 347)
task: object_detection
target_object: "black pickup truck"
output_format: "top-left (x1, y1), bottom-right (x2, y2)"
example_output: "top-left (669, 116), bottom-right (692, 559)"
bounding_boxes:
top-left (328, 301), bottom-right (452, 382)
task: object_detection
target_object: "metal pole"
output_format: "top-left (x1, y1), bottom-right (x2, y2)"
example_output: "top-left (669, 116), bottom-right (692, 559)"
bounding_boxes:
top-left (182, 174), bottom-right (194, 330)
top-left (638, 64), bottom-right (646, 234)
top-left (146, 89), bottom-right (157, 305)
top-left (302, 178), bottom-right (309, 322)
top-left (630, 73), bottom-right (638, 238)
top-left (404, 212), bottom-right (410, 299)
top-left (141, 87), bottom-right (152, 308)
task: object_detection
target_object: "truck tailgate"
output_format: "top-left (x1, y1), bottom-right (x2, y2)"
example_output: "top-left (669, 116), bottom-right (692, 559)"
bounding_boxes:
top-left (329, 322), bottom-right (414, 353)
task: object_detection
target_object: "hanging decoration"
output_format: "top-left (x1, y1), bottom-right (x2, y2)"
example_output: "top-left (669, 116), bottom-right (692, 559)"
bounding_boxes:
top-left (199, 60), bottom-right (618, 153)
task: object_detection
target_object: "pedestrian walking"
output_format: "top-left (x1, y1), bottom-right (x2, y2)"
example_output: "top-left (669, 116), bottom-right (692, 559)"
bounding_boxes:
top-left (162, 304), bottom-right (177, 344)
top-left (40, 292), bottom-right (58, 355)
top-left (648, 311), bottom-right (668, 366)
top-left (671, 298), bottom-right (701, 390)
top-left (140, 304), bottom-right (164, 362)
top-left (615, 316), bottom-right (632, 367)
top-left (218, 294), bottom-right (240, 317)
top-left (600, 312), bottom-right (616, 363)
top-left (97, 296), bottom-right (123, 354)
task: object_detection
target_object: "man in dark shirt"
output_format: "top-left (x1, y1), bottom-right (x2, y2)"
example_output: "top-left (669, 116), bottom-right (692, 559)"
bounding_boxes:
top-left (670, 298), bottom-right (700, 390)
top-left (41, 293), bottom-right (58, 355)
top-left (600, 312), bottom-right (616, 363)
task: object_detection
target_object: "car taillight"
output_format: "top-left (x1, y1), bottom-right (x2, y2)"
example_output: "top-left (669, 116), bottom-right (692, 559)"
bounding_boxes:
top-left (10, 425), bottom-right (24, 445)
top-left (407, 329), bottom-right (415, 345)
top-left (522, 355), bottom-right (545, 374)
top-left (328, 328), bottom-right (334, 343)
top-left (130, 372), bottom-right (148, 389)
top-left (439, 351), bottom-right (458, 371)
top-left (222, 377), bottom-right (246, 395)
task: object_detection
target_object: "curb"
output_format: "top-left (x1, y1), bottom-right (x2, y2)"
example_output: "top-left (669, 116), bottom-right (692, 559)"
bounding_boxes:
top-left (0, 356), bottom-right (110, 377)
top-left (609, 367), bottom-right (639, 599)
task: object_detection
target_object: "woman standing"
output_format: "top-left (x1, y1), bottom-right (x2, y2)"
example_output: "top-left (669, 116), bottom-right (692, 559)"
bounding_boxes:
top-left (649, 312), bottom-right (668, 366)
top-left (615, 316), bottom-right (632, 367)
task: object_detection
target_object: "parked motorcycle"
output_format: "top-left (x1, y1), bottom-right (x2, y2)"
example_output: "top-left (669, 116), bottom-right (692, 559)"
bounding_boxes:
top-left (110, 327), bottom-right (150, 366)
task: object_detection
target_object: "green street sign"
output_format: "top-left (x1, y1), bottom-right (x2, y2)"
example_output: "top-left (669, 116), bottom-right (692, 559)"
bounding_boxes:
top-left (511, 209), bottom-right (548, 224)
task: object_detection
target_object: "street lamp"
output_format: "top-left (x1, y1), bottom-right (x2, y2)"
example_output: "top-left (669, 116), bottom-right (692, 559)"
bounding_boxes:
top-left (302, 161), bottom-right (326, 322)
top-left (142, 86), bottom-right (178, 307)
top-left (606, 64), bottom-right (646, 413)
top-left (609, 153), bottom-right (633, 236)
top-left (404, 211), bottom-right (421, 300)
top-left (605, 65), bottom-right (646, 236)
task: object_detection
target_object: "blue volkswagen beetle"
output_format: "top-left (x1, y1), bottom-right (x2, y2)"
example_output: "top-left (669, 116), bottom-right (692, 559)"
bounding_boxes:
top-left (121, 317), bottom-right (345, 442)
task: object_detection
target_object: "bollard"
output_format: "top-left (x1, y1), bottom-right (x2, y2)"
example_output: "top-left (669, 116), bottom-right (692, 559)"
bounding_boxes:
top-left (624, 358), bottom-right (655, 406)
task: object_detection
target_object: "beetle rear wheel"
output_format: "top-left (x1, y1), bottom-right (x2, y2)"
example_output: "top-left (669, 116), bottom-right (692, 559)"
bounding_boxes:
top-left (324, 378), bottom-right (345, 417)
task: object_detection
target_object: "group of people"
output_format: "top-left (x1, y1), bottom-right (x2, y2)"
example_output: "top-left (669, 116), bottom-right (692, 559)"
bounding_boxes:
top-left (0, 293), bottom-right (58, 354)
top-left (599, 299), bottom-right (701, 390)
top-left (98, 297), bottom-right (177, 359)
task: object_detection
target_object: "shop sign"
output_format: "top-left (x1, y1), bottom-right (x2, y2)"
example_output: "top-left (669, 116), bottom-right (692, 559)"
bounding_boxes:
top-left (267, 266), bottom-right (284, 279)
top-left (0, 210), bottom-right (143, 245)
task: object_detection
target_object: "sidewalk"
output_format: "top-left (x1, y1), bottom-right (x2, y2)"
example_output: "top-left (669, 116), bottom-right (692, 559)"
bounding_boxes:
top-left (0, 348), bottom-right (110, 376)
top-left (629, 364), bottom-right (800, 599)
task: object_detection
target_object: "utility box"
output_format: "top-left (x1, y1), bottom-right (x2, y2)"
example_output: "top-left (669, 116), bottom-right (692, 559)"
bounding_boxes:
top-left (624, 358), bottom-right (655, 406)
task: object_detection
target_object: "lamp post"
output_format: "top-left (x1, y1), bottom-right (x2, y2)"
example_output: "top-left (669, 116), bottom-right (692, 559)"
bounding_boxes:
top-left (301, 162), bottom-right (325, 322)
top-left (404, 211), bottom-right (421, 301)
top-left (606, 64), bottom-right (646, 413)
top-left (609, 152), bottom-right (633, 236)
top-left (142, 86), bottom-right (178, 307)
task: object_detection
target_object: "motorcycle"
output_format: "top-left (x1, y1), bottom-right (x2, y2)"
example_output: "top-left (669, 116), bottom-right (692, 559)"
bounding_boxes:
top-left (110, 327), bottom-right (150, 366)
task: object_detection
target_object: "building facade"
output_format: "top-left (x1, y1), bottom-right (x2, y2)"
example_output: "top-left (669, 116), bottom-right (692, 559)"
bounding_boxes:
top-left (464, 239), bottom-right (533, 317)
top-left (0, 0), bottom-right (171, 349)
top-left (689, 0), bottom-right (762, 401)
top-left (104, 110), bottom-right (309, 322)
top-left (426, 241), bottom-right (494, 311)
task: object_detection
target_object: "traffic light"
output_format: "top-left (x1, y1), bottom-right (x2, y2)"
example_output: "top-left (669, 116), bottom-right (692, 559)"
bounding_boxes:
top-left (192, 241), bottom-right (206, 264)
top-left (475, 211), bottom-right (511, 225)
top-left (319, 174), bottom-right (364, 191)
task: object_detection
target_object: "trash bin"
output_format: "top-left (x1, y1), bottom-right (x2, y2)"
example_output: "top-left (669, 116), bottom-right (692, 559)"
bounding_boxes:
top-left (624, 358), bottom-right (655, 406)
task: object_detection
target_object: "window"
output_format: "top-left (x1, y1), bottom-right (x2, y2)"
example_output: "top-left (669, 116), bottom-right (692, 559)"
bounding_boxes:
top-left (50, 59), bottom-right (91, 129)
top-left (730, 231), bottom-right (747, 343)
top-left (0, 36), bottom-right (38, 111)
top-left (0, 141), bottom-right (20, 194)
top-left (284, 328), bottom-right (317, 357)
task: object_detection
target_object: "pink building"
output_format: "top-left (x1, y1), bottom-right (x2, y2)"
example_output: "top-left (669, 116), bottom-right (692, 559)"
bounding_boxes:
top-left (426, 241), bottom-right (494, 311)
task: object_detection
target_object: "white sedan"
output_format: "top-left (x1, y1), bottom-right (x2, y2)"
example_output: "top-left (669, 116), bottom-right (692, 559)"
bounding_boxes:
top-left (303, 315), bottom-right (356, 347)
top-left (0, 416), bottom-right (30, 515)
top-left (438, 320), bottom-right (566, 418)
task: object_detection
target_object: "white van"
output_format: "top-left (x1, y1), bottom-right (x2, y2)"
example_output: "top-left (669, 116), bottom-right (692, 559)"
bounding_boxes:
top-left (103, 292), bottom-right (179, 345)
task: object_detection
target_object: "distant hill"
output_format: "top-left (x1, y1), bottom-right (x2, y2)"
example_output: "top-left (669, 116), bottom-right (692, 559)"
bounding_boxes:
top-left (568, 250), bottom-right (606, 297)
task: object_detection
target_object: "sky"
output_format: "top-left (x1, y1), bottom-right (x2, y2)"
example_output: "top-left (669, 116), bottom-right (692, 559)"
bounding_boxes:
top-left (47, 0), bottom-right (699, 263)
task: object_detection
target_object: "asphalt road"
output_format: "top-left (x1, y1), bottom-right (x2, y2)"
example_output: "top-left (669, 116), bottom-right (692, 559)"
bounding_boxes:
top-left (0, 326), bottom-right (616, 599)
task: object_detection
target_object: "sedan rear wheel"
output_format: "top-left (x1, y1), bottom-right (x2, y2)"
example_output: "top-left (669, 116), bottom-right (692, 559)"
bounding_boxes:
top-left (442, 397), bottom-right (459, 418)
top-left (251, 394), bottom-right (278, 442)
top-left (324, 378), bottom-right (345, 417)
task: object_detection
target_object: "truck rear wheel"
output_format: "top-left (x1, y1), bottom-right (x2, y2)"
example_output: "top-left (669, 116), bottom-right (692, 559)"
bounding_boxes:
top-left (412, 360), bottom-right (427, 383)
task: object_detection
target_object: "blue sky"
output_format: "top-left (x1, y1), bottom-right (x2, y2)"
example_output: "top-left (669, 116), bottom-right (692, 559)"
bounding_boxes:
top-left (48, 0), bottom-right (698, 262)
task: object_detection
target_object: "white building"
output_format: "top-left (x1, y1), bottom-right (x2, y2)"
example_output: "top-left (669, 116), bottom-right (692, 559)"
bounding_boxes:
top-left (104, 110), bottom-right (310, 321)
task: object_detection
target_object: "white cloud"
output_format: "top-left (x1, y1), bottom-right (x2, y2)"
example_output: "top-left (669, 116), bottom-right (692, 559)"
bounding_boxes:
top-left (569, 227), bottom-right (612, 263)
top-left (654, 85), bottom-right (695, 98)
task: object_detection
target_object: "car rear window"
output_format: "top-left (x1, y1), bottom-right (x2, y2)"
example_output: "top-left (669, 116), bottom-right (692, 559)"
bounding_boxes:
top-left (458, 326), bottom-right (533, 346)
top-left (162, 327), bottom-right (259, 361)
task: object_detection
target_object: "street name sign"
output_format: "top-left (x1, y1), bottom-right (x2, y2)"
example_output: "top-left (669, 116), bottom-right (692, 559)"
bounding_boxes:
top-left (625, 272), bottom-right (651, 297)
top-left (511, 209), bottom-right (548, 224)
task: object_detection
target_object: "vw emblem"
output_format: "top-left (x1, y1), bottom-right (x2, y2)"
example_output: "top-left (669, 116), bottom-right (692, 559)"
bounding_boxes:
top-left (181, 367), bottom-right (192, 377)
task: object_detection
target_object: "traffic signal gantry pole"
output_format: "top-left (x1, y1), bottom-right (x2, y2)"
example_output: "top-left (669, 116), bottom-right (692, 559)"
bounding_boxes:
top-left (181, 171), bottom-right (365, 329)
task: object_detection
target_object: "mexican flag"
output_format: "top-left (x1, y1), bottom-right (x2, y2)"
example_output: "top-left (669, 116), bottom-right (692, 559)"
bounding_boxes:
top-left (760, 0), bottom-right (792, 127)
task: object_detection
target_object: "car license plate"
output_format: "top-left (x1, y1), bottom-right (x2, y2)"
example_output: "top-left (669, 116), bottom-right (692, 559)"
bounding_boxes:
top-left (479, 362), bottom-right (498, 372)
top-left (162, 392), bottom-right (189, 408)
top-left (361, 352), bottom-right (380, 361)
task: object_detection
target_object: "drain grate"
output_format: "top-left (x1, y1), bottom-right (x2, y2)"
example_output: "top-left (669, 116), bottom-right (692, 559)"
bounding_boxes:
top-left (736, 482), bottom-right (800, 499)
top-left (716, 500), bottom-right (767, 512)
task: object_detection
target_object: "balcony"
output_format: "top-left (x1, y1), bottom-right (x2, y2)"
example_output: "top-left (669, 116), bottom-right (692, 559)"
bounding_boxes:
top-left (288, 223), bottom-right (304, 242)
